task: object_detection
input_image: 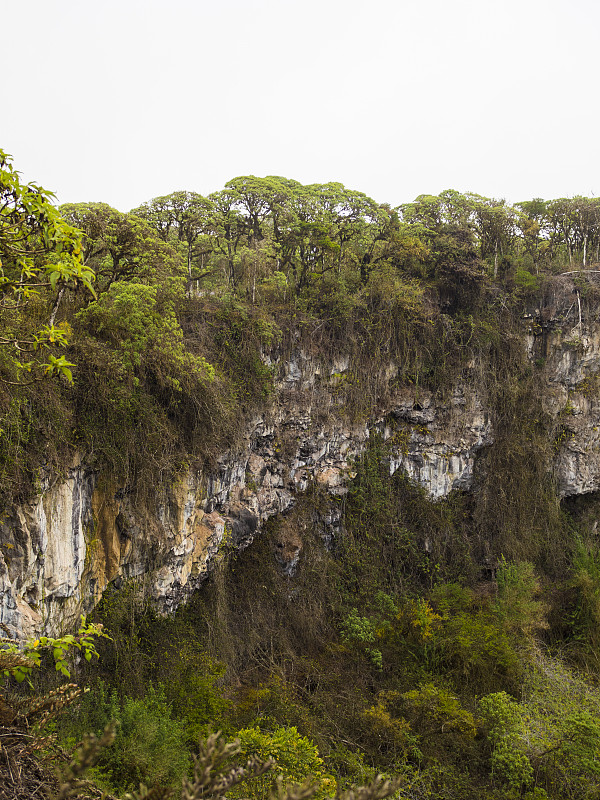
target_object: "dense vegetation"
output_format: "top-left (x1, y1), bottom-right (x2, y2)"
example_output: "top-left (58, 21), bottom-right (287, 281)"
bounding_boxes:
top-left (3, 153), bottom-right (600, 502)
top-left (4, 152), bottom-right (600, 798)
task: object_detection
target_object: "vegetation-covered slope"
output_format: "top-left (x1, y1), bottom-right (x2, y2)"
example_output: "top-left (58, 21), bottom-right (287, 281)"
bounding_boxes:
top-left (4, 154), bottom-right (600, 798)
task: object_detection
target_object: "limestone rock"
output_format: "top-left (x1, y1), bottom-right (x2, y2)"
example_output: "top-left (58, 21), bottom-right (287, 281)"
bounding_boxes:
top-left (6, 328), bottom-right (600, 639)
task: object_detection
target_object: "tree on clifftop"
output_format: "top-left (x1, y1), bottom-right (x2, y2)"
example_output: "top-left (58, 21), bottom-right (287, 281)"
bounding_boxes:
top-left (0, 150), bottom-right (95, 382)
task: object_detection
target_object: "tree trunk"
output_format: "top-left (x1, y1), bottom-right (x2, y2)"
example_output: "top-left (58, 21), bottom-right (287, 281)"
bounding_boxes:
top-left (49, 287), bottom-right (65, 327)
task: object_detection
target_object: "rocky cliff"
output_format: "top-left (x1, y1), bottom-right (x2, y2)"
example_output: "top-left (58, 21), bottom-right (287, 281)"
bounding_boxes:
top-left (2, 312), bottom-right (600, 639)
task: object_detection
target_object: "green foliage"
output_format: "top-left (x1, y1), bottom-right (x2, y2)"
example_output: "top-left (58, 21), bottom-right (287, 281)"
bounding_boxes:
top-left (77, 280), bottom-right (214, 390)
top-left (0, 379), bottom-right (73, 505)
top-left (59, 514), bottom-right (600, 800)
top-left (54, 722), bottom-right (117, 800)
top-left (340, 609), bottom-right (378, 645)
top-left (558, 711), bottom-right (600, 778)
top-left (400, 683), bottom-right (477, 740)
top-left (102, 688), bottom-right (190, 794)
top-left (494, 558), bottom-right (548, 636)
top-left (340, 609), bottom-right (382, 669)
top-left (472, 328), bottom-right (566, 571)
top-left (432, 607), bottom-right (523, 694)
top-left (80, 584), bottom-right (234, 750)
top-left (158, 642), bottom-right (232, 745)
top-left (1, 616), bottom-right (108, 684)
top-left (568, 539), bottom-right (600, 664)
top-left (8, 165), bottom-right (600, 800)
top-left (261, 270), bottom-right (289, 301)
top-left (360, 695), bottom-right (416, 762)
top-left (0, 150), bottom-right (95, 383)
top-left (476, 651), bottom-right (600, 798)
top-left (205, 293), bottom-right (278, 401)
top-left (519, 650), bottom-right (600, 798)
top-left (513, 266), bottom-right (541, 294)
top-left (233, 726), bottom-right (337, 800)
top-left (60, 201), bottom-right (180, 291)
top-left (70, 280), bottom-right (240, 488)
top-left (479, 691), bottom-right (533, 790)
top-left (59, 682), bottom-right (190, 794)
top-left (343, 435), bottom-right (478, 599)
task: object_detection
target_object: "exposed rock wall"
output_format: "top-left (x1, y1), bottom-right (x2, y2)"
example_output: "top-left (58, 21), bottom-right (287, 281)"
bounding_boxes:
top-left (3, 323), bottom-right (600, 640)
top-left (529, 321), bottom-right (600, 496)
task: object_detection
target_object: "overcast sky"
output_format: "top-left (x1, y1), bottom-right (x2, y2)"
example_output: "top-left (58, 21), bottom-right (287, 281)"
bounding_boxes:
top-left (3, 0), bottom-right (598, 211)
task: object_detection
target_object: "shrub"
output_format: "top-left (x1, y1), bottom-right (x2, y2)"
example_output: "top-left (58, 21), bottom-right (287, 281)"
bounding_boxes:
top-left (400, 684), bottom-right (477, 740)
top-left (494, 558), bottom-right (548, 636)
top-left (232, 726), bottom-right (337, 800)
top-left (479, 691), bottom-right (533, 791)
top-left (59, 683), bottom-right (190, 794)
top-left (360, 696), bottom-right (416, 762)
top-left (76, 279), bottom-right (214, 391)
top-left (569, 539), bottom-right (600, 664)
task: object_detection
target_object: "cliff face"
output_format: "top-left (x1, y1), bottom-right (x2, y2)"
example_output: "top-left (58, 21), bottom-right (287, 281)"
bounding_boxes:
top-left (2, 318), bottom-right (600, 639)
top-left (531, 322), bottom-right (600, 497)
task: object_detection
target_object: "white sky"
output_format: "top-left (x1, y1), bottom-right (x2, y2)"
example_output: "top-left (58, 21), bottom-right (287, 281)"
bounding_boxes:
top-left (3, 0), bottom-right (598, 211)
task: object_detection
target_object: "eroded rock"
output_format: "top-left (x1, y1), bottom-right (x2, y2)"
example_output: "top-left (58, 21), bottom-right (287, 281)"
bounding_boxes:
top-left (7, 333), bottom-right (596, 639)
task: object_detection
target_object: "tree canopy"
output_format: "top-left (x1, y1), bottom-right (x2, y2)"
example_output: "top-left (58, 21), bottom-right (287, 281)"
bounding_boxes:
top-left (0, 150), bottom-right (95, 382)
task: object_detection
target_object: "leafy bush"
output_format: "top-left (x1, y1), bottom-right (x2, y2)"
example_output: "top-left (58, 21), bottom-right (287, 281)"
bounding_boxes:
top-left (340, 609), bottom-right (382, 670)
top-left (494, 558), bottom-right (548, 636)
top-left (360, 696), bottom-right (416, 762)
top-left (59, 682), bottom-right (190, 794)
top-left (232, 726), bottom-right (337, 800)
top-left (435, 611), bottom-right (523, 693)
top-left (479, 691), bottom-right (533, 791)
top-left (479, 651), bottom-right (600, 798)
top-left (76, 279), bottom-right (214, 390)
top-left (513, 266), bottom-right (541, 294)
top-left (400, 684), bottom-right (477, 740)
top-left (569, 539), bottom-right (600, 664)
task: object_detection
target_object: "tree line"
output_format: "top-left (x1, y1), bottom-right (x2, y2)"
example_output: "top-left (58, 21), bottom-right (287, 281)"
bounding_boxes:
top-left (59, 179), bottom-right (600, 298)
